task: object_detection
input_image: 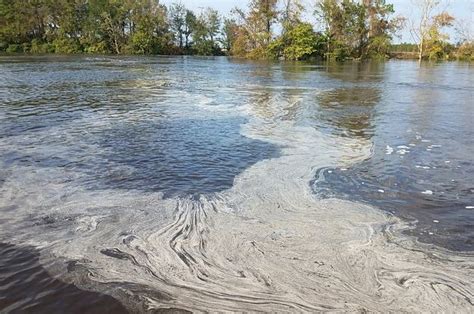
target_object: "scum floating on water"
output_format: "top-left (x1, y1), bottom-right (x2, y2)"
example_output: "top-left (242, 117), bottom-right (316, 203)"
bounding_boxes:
top-left (0, 56), bottom-right (473, 312)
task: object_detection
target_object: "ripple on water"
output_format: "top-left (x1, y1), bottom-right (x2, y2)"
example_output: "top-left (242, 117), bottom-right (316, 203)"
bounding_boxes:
top-left (0, 57), bottom-right (473, 312)
top-left (0, 243), bottom-right (127, 313)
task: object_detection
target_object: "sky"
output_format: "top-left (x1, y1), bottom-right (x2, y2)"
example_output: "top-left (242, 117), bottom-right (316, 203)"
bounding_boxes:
top-left (161, 0), bottom-right (474, 43)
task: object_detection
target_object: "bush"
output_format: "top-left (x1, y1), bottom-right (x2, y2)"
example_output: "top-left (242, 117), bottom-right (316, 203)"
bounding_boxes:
top-left (454, 42), bottom-right (474, 61)
top-left (267, 38), bottom-right (283, 59)
top-left (247, 46), bottom-right (269, 60)
top-left (195, 41), bottom-right (212, 56)
top-left (52, 38), bottom-right (82, 54)
top-left (127, 31), bottom-right (162, 54)
top-left (229, 34), bottom-right (249, 58)
top-left (30, 39), bottom-right (54, 53)
top-left (368, 35), bottom-right (391, 58)
top-left (326, 41), bottom-right (350, 61)
top-left (22, 43), bottom-right (31, 53)
top-left (284, 24), bottom-right (324, 61)
top-left (267, 23), bottom-right (325, 61)
top-left (83, 41), bottom-right (109, 54)
top-left (6, 44), bottom-right (22, 53)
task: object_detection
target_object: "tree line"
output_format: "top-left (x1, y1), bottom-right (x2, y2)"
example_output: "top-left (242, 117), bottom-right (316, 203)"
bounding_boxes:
top-left (0, 0), bottom-right (472, 61)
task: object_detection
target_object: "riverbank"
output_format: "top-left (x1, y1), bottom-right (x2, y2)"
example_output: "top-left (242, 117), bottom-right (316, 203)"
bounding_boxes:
top-left (1, 51), bottom-right (473, 62)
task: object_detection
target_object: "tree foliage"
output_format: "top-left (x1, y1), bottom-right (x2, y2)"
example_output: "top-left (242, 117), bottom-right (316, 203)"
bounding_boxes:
top-left (0, 0), bottom-right (221, 55)
top-left (315, 0), bottom-right (403, 60)
top-left (229, 0), bottom-right (279, 59)
top-left (0, 0), bottom-right (467, 61)
top-left (269, 22), bottom-right (325, 60)
top-left (408, 0), bottom-right (457, 60)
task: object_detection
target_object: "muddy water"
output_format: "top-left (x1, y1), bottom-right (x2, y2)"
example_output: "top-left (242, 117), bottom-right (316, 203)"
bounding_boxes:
top-left (0, 56), bottom-right (472, 312)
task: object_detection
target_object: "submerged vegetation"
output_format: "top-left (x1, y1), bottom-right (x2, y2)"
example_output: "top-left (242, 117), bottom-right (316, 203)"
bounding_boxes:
top-left (0, 0), bottom-right (472, 61)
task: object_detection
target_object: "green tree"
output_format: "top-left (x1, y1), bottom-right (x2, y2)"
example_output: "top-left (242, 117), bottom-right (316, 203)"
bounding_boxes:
top-left (269, 22), bottom-right (325, 60)
top-left (183, 10), bottom-right (196, 49)
top-left (315, 0), bottom-right (401, 60)
top-left (316, 0), bottom-right (366, 59)
top-left (203, 8), bottom-right (220, 44)
top-left (424, 12), bottom-right (455, 59)
top-left (126, 1), bottom-right (170, 54)
top-left (409, 0), bottom-right (454, 61)
top-left (169, 2), bottom-right (186, 50)
top-left (221, 17), bottom-right (238, 53)
top-left (190, 8), bottom-right (221, 56)
top-left (364, 0), bottom-right (404, 57)
top-left (0, 0), bottom-right (50, 51)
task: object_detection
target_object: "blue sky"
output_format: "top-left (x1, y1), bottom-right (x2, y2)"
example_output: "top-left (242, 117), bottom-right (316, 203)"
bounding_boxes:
top-left (162, 0), bottom-right (473, 43)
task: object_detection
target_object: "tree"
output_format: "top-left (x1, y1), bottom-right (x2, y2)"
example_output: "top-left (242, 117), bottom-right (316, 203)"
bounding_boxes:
top-left (202, 8), bottom-right (220, 43)
top-left (80, 0), bottom-right (126, 54)
top-left (281, 0), bottom-right (305, 28)
top-left (221, 17), bottom-right (239, 52)
top-left (363, 0), bottom-right (405, 57)
top-left (183, 10), bottom-right (196, 49)
top-left (169, 2), bottom-right (186, 49)
top-left (250, 0), bottom-right (278, 45)
top-left (315, 0), bottom-right (402, 60)
top-left (425, 11), bottom-right (454, 59)
top-left (190, 8), bottom-right (221, 55)
top-left (0, 0), bottom-right (460, 59)
top-left (453, 18), bottom-right (473, 61)
top-left (100, 3), bottom-right (128, 54)
top-left (409, 0), bottom-right (453, 60)
top-left (127, 1), bottom-right (170, 54)
top-left (315, 0), bottom-right (367, 59)
top-left (269, 22), bottom-right (325, 60)
top-left (229, 0), bottom-right (278, 58)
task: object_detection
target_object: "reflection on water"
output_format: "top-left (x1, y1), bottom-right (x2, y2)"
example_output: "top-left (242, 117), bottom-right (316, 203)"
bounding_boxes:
top-left (0, 57), bottom-right (278, 197)
top-left (320, 61), bottom-right (386, 83)
top-left (312, 61), bottom-right (474, 251)
top-left (0, 56), bottom-right (473, 311)
top-left (316, 87), bottom-right (380, 139)
top-left (0, 243), bottom-right (127, 313)
top-left (1, 115), bottom-right (277, 197)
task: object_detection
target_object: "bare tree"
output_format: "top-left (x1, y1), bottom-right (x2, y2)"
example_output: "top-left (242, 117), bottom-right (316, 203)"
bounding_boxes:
top-left (281, 0), bottom-right (305, 27)
top-left (454, 18), bottom-right (473, 44)
top-left (409, 0), bottom-right (450, 61)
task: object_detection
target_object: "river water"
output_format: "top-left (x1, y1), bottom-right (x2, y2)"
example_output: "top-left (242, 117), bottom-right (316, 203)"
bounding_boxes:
top-left (0, 56), bottom-right (473, 312)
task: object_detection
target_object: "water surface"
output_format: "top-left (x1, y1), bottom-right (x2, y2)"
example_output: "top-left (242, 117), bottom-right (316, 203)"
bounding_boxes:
top-left (0, 56), bottom-right (473, 312)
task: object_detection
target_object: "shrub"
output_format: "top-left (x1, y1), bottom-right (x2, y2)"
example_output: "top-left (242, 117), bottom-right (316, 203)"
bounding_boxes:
top-left (83, 41), bottom-right (109, 54)
top-left (6, 44), bottom-right (22, 53)
top-left (454, 42), bottom-right (474, 61)
top-left (30, 39), bottom-right (54, 53)
top-left (52, 38), bottom-right (82, 54)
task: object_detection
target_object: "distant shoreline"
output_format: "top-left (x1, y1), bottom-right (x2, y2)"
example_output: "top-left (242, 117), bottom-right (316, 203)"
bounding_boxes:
top-left (1, 52), bottom-right (472, 62)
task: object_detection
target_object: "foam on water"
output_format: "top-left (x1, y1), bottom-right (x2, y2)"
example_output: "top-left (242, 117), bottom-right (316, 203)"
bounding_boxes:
top-left (1, 89), bottom-right (472, 312)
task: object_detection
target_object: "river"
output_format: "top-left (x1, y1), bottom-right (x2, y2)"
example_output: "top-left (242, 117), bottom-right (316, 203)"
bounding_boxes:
top-left (0, 56), bottom-right (473, 312)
